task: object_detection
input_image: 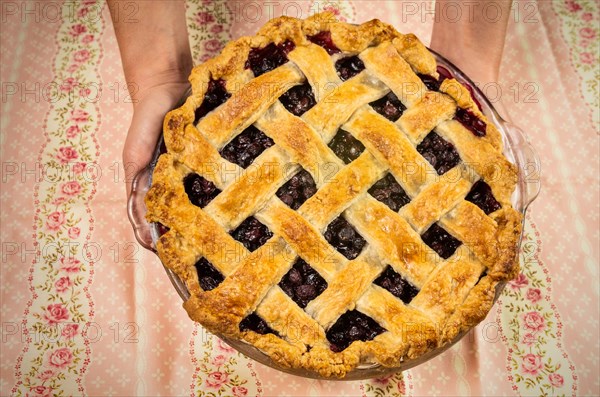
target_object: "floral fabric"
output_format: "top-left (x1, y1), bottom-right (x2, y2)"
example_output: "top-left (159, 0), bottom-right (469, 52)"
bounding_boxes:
top-left (1, 1), bottom-right (597, 396)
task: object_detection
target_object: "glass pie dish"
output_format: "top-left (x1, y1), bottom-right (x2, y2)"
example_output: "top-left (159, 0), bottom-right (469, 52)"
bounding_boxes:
top-left (127, 49), bottom-right (541, 380)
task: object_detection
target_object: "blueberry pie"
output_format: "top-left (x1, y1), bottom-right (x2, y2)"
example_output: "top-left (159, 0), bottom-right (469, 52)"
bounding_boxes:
top-left (145, 13), bottom-right (523, 377)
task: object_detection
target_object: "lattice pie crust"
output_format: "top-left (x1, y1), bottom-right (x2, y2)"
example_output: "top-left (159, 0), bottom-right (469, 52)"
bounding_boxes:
top-left (146, 12), bottom-right (522, 377)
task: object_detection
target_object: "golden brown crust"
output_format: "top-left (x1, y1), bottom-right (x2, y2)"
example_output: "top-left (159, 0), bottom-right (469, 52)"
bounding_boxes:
top-left (145, 12), bottom-right (523, 378)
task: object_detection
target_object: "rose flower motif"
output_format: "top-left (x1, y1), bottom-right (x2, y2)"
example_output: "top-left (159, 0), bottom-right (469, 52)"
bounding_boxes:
top-left (580, 27), bottom-right (596, 40)
top-left (26, 386), bottom-right (52, 397)
top-left (509, 273), bottom-right (528, 289)
top-left (61, 181), bottom-right (82, 196)
top-left (56, 147), bottom-right (79, 164)
top-left (216, 339), bottom-right (235, 353)
top-left (72, 162), bottom-right (87, 174)
top-left (73, 49), bottom-right (90, 63)
top-left (549, 372), bottom-right (564, 388)
top-left (522, 332), bottom-right (538, 346)
top-left (69, 24), bottom-right (87, 36)
top-left (60, 256), bottom-right (82, 273)
top-left (580, 52), bottom-right (594, 65)
top-left (521, 353), bottom-right (543, 376)
top-left (68, 227), bottom-right (81, 239)
top-left (55, 276), bottom-right (73, 293)
top-left (43, 304), bottom-right (69, 325)
top-left (46, 211), bottom-right (65, 231)
top-left (38, 369), bottom-right (55, 381)
top-left (205, 371), bottom-right (229, 389)
top-left (523, 311), bottom-right (545, 332)
top-left (65, 125), bottom-right (81, 138)
top-left (526, 288), bottom-right (542, 303)
top-left (211, 355), bottom-right (227, 367)
top-left (61, 323), bottom-right (79, 339)
top-left (48, 347), bottom-right (74, 369)
top-left (232, 386), bottom-right (248, 397)
top-left (70, 109), bottom-right (89, 123)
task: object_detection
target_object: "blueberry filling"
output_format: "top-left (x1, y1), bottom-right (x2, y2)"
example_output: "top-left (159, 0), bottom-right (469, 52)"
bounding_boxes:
top-left (230, 216), bottom-right (273, 252)
top-left (368, 173), bottom-right (411, 212)
top-left (421, 223), bottom-right (462, 259)
top-left (418, 74), bottom-right (442, 91)
top-left (374, 265), bottom-right (419, 304)
top-left (335, 56), bottom-right (365, 81)
top-left (279, 258), bottom-right (327, 308)
top-left (276, 169), bottom-right (317, 210)
top-left (279, 83), bottom-right (316, 116)
top-left (156, 223), bottom-right (170, 236)
top-left (183, 173), bottom-right (221, 208)
top-left (370, 92), bottom-right (406, 122)
top-left (328, 129), bottom-right (365, 164)
top-left (307, 31), bottom-right (340, 55)
top-left (324, 216), bottom-right (366, 260)
top-left (326, 310), bottom-right (385, 352)
top-left (239, 313), bottom-right (277, 335)
top-left (245, 40), bottom-right (296, 77)
top-left (195, 257), bottom-right (224, 291)
top-left (418, 66), bottom-right (452, 92)
top-left (418, 66), bottom-right (483, 111)
top-left (194, 79), bottom-right (231, 123)
top-left (455, 108), bottom-right (487, 137)
top-left (416, 132), bottom-right (461, 175)
top-left (437, 65), bottom-right (453, 81)
top-left (465, 180), bottom-right (501, 214)
top-left (219, 125), bottom-right (275, 169)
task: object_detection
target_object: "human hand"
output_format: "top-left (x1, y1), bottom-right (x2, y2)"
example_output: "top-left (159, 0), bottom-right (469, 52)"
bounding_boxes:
top-left (122, 78), bottom-right (190, 198)
top-left (108, 0), bottom-right (192, 198)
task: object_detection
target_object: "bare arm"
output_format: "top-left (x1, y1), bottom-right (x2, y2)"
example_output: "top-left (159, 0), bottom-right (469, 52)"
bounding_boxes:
top-left (108, 0), bottom-right (193, 197)
top-left (430, 0), bottom-right (513, 85)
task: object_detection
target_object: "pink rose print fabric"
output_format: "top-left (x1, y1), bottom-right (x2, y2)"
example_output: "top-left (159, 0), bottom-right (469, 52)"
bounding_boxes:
top-left (1, 1), bottom-right (597, 396)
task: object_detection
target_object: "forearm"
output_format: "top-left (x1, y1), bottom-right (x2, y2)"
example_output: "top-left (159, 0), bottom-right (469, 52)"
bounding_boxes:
top-left (430, 0), bottom-right (513, 84)
top-left (108, 0), bottom-right (193, 103)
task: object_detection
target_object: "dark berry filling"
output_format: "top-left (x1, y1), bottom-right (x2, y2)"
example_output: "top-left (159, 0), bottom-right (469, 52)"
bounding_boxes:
top-left (239, 313), bottom-right (277, 335)
top-left (195, 257), bottom-right (224, 291)
top-left (245, 40), bottom-right (296, 77)
top-left (374, 265), bottom-right (419, 304)
top-left (368, 173), bottom-right (411, 212)
top-left (307, 31), bottom-right (340, 55)
top-left (370, 92), bottom-right (406, 122)
top-left (219, 125), bottom-right (275, 169)
top-left (183, 173), bottom-right (221, 208)
top-left (335, 56), bottom-right (365, 81)
top-left (326, 310), bottom-right (385, 352)
top-left (328, 129), bottom-right (365, 164)
top-left (437, 66), bottom-right (453, 81)
top-left (421, 223), bottom-right (462, 259)
top-left (455, 108), bottom-right (487, 137)
top-left (230, 216), bottom-right (273, 252)
top-left (418, 66), bottom-right (452, 92)
top-left (418, 74), bottom-right (442, 91)
top-left (324, 216), bottom-right (366, 260)
top-left (194, 79), bottom-right (231, 123)
top-left (156, 223), bottom-right (170, 236)
top-left (465, 180), bottom-right (501, 214)
top-left (276, 169), bottom-right (317, 210)
top-left (279, 83), bottom-right (316, 116)
top-left (279, 258), bottom-right (327, 308)
top-left (416, 132), bottom-right (461, 175)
